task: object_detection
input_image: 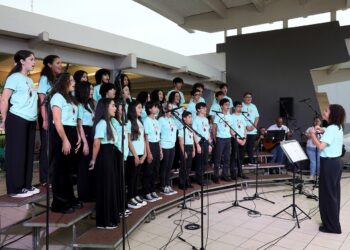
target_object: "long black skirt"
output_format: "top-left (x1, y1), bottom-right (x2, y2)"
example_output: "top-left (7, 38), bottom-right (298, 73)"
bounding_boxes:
top-left (96, 144), bottom-right (120, 227)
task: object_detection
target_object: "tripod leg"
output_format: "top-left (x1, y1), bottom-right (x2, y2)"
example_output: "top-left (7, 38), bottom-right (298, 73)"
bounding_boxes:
top-left (273, 204), bottom-right (293, 217)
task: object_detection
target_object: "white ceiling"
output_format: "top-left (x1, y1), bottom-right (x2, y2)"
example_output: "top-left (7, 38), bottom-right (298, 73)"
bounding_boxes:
top-left (133, 0), bottom-right (350, 32)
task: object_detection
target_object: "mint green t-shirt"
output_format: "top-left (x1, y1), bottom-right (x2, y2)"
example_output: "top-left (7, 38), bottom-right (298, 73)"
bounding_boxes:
top-left (158, 116), bottom-right (177, 149)
top-left (192, 115), bottom-right (210, 140)
top-left (37, 75), bottom-right (52, 94)
top-left (111, 118), bottom-right (129, 160)
top-left (126, 119), bottom-right (145, 156)
top-left (93, 84), bottom-right (101, 102)
top-left (214, 113), bottom-right (233, 139)
top-left (242, 102), bottom-right (259, 135)
top-left (94, 119), bottom-right (117, 144)
top-left (144, 116), bottom-right (160, 143)
top-left (231, 113), bottom-right (247, 139)
top-left (78, 103), bottom-right (94, 127)
top-left (50, 93), bottom-right (78, 126)
top-left (5, 72), bottom-right (38, 121)
top-left (320, 124), bottom-right (343, 158)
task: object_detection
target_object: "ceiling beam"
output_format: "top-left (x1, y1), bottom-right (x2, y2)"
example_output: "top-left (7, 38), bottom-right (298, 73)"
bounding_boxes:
top-left (133, 0), bottom-right (184, 24)
top-left (201, 0), bottom-right (228, 18)
top-left (327, 64), bottom-right (341, 75)
top-left (347, 0), bottom-right (350, 8)
top-left (251, 0), bottom-right (265, 12)
top-left (169, 66), bottom-right (188, 74)
top-left (114, 53), bottom-right (137, 70)
top-left (28, 31), bottom-right (49, 48)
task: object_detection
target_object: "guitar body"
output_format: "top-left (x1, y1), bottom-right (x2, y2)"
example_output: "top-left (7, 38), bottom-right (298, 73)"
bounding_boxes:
top-left (263, 138), bottom-right (280, 151)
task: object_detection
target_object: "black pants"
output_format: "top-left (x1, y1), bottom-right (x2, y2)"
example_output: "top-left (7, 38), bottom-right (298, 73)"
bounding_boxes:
top-left (38, 114), bottom-right (49, 184)
top-left (230, 138), bottom-right (245, 177)
top-left (160, 147), bottom-right (175, 187)
top-left (213, 138), bottom-right (231, 178)
top-left (115, 149), bottom-right (124, 213)
top-left (172, 135), bottom-right (181, 170)
top-left (194, 140), bottom-right (208, 183)
top-left (96, 144), bottom-right (119, 227)
top-left (179, 145), bottom-right (193, 187)
top-left (126, 155), bottom-right (142, 199)
top-left (245, 134), bottom-right (256, 164)
top-left (319, 157), bottom-right (342, 233)
top-left (5, 112), bottom-right (36, 194)
top-left (142, 142), bottom-right (160, 195)
top-left (51, 126), bottom-right (80, 211)
top-left (78, 126), bottom-right (96, 202)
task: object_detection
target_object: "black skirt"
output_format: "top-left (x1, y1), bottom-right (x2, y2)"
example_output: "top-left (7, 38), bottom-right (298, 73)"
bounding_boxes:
top-left (95, 144), bottom-right (120, 227)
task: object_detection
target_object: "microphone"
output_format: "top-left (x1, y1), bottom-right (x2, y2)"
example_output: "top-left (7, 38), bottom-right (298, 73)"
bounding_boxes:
top-left (299, 98), bottom-right (311, 102)
top-left (166, 106), bottom-right (183, 113)
top-left (241, 111), bottom-right (249, 114)
top-left (211, 110), bottom-right (222, 114)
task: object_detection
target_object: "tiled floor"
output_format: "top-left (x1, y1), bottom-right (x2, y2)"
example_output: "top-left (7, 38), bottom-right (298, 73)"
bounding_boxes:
top-left (1, 170), bottom-right (350, 249)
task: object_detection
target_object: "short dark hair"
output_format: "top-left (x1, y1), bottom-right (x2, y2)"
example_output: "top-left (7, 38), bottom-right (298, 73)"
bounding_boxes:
top-left (215, 91), bottom-right (224, 98)
top-left (233, 101), bottom-right (242, 107)
top-left (190, 88), bottom-right (201, 96)
top-left (99, 83), bottom-right (116, 97)
top-left (182, 110), bottom-right (192, 119)
top-left (195, 102), bottom-right (206, 111)
top-left (219, 83), bottom-right (228, 89)
top-left (145, 101), bottom-right (157, 115)
top-left (243, 92), bottom-right (252, 97)
top-left (193, 82), bottom-right (204, 90)
top-left (73, 70), bottom-right (87, 84)
top-left (173, 77), bottom-right (184, 85)
top-left (219, 98), bottom-right (230, 106)
top-left (95, 68), bottom-right (110, 84)
top-left (328, 104), bottom-right (346, 129)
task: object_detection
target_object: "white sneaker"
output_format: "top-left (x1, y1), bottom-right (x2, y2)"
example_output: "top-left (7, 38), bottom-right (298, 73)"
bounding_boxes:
top-left (128, 199), bottom-right (142, 209)
top-left (10, 188), bottom-right (32, 198)
top-left (161, 186), bottom-right (170, 195)
top-left (144, 193), bottom-right (156, 202)
top-left (28, 186), bottom-right (40, 195)
top-left (151, 192), bottom-right (162, 200)
top-left (135, 196), bottom-right (147, 206)
top-left (167, 186), bottom-right (177, 195)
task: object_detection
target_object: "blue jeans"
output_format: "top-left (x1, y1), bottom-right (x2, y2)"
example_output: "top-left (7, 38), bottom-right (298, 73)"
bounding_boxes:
top-left (270, 145), bottom-right (286, 164)
top-left (307, 147), bottom-right (320, 176)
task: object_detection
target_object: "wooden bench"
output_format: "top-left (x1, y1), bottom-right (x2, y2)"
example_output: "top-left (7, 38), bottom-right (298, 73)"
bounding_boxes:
top-left (23, 202), bottom-right (94, 250)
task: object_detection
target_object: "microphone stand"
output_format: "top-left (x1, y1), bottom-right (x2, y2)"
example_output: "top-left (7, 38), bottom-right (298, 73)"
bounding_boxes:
top-left (167, 110), bottom-right (205, 250)
top-left (114, 73), bottom-right (127, 250)
top-left (240, 113), bottom-right (275, 205)
top-left (213, 111), bottom-right (258, 215)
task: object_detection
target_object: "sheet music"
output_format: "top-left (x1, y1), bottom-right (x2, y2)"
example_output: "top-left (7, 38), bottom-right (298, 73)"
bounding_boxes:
top-left (281, 140), bottom-right (308, 163)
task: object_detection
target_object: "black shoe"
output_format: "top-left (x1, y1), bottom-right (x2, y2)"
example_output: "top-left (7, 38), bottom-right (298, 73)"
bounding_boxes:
top-left (212, 176), bottom-right (219, 184)
top-left (221, 176), bottom-right (231, 182)
top-left (319, 226), bottom-right (341, 234)
top-left (197, 180), bottom-right (209, 186)
top-left (231, 175), bottom-right (237, 181)
top-left (178, 184), bottom-right (186, 190)
top-left (186, 184), bottom-right (194, 188)
top-left (71, 200), bottom-right (83, 209)
top-left (51, 206), bottom-right (75, 214)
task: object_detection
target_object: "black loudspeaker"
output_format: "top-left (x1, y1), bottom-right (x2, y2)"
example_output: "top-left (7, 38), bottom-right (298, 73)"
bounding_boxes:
top-left (279, 97), bottom-right (294, 117)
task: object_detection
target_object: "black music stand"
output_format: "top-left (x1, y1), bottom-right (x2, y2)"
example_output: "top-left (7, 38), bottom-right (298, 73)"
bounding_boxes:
top-left (273, 140), bottom-right (311, 228)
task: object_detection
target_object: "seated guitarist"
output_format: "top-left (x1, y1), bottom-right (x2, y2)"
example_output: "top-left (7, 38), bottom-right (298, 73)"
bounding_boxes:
top-left (267, 117), bottom-right (292, 164)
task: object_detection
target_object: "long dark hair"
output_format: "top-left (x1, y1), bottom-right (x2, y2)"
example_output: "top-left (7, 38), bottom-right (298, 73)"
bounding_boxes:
top-left (73, 70), bottom-right (87, 83)
top-left (120, 73), bottom-right (131, 91)
top-left (51, 72), bottom-right (78, 105)
top-left (75, 81), bottom-right (95, 113)
top-left (328, 104), bottom-right (346, 129)
top-left (136, 91), bottom-right (149, 106)
top-left (150, 89), bottom-right (164, 103)
top-left (41, 55), bottom-right (60, 86)
top-left (127, 101), bottom-right (142, 141)
top-left (168, 91), bottom-right (181, 105)
top-left (93, 98), bottom-right (115, 142)
top-left (6, 50), bottom-right (34, 79)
